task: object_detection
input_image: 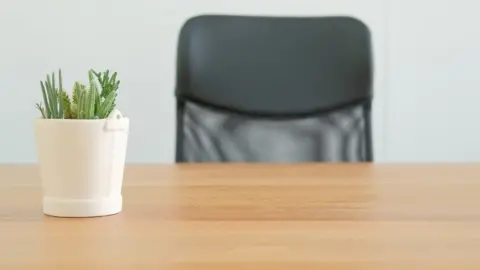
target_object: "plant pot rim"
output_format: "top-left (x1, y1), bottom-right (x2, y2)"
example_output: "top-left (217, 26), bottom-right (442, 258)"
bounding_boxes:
top-left (35, 118), bottom-right (129, 124)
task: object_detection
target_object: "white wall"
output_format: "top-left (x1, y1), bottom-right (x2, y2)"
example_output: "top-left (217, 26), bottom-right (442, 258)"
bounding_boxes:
top-left (11, 0), bottom-right (479, 164)
top-left (0, 0), bottom-right (387, 163)
top-left (385, 0), bottom-right (480, 162)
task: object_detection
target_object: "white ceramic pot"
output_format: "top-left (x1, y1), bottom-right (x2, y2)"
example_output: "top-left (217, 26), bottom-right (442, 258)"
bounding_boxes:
top-left (34, 110), bottom-right (129, 217)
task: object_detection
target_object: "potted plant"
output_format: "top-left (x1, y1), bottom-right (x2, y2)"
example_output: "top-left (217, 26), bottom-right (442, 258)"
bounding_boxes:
top-left (34, 69), bottom-right (129, 217)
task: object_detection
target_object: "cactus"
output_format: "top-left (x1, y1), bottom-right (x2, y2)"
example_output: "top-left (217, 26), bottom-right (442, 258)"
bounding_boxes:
top-left (70, 103), bottom-right (78, 119)
top-left (77, 86), bottom-right (87, 119)
top-left (72, 83), bottom-right (79, 105)
top-left (87, 70), bottom-right (98, 118)
top-left (37, 69), bottom-right (120, 120)
top-left (58, 70), bottom-right (64, 118)
top-left (72, 82), bottom-right (86, 105)
top-left (61, 91), bottom-right (72, 119)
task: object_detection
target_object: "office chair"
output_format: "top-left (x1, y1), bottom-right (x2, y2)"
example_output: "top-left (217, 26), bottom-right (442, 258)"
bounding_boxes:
top-left (175, 15), bottom-right (374, 162)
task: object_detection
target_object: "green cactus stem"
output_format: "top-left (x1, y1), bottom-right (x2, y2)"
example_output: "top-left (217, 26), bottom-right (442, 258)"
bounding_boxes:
top-left (61, 91), bottom-right (72, 119)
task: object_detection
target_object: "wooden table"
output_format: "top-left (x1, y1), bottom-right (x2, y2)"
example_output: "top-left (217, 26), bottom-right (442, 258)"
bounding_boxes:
top-left (1, 164), bottom-right (480, 269)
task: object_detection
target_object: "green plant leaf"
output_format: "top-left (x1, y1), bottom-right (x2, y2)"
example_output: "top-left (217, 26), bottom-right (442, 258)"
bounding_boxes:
top-left (61, 91), bottom-right (72, 119)
top-left (110, 72), bottom-right (117, 85)
top-left (87, 70), bottom-right (100, 119)
top-left (87, 87), bottom-right (96, 119)
top-left (82, 88), bottom-right (90, 119)
top-left (83, 89), bottom-right (89, 119)
top-left (98, 90), bottom-right (116, 118)
top-left (40, 81), bottom-right (50, 118)
top-left (58, 69), bottom-right (64, 119)
top-left (94, 86), bottom-right (101, 116)
top-left (70, 103), bottom-right (78, 119)
top-left (51, 72), bottom-right (58, 118)
top-left (36, 103), bottom-right (46, 119)
top-left (72, 82), bottom-right (80, 105)
top-left (77, 88), bottom-right (84, 119)
top-left (46, 75), bottom-right (58, 118)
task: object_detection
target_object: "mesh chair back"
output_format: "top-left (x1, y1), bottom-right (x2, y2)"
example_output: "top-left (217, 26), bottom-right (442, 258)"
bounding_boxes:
top-left (175, 15), bottom-right (374, 162)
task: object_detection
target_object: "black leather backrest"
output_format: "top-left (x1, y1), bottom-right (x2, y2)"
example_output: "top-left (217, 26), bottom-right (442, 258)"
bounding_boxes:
top-left (176, 15), bottom-right (373, 115)
top-left (175, 15), bottom-right (374, 163)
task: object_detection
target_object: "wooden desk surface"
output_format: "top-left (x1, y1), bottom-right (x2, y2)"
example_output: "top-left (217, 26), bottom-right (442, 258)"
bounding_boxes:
top-left (1, 164), bottom-right (480, 269)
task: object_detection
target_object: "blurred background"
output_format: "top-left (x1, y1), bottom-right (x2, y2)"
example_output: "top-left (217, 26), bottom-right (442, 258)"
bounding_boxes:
top-left (0, 0), bottom-right (478, 163)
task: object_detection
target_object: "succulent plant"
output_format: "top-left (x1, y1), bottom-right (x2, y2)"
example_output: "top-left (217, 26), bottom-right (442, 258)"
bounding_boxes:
top-left (61, 90), bottom-right (72, 119)
top-left (36, 69), bottom-right (121, 120)
top-left (36, 70), bottom-right (64, 119)
top-left (70, 104), bottom-right (78, 119)
top-left (72, 82), bottom-right (86, 105)
top-left (93, 70), bottom-right (120, 116)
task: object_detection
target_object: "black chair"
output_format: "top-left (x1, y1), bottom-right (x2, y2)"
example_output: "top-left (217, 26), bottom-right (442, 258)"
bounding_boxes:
top-left (175, 15), bottom-right (374, 163)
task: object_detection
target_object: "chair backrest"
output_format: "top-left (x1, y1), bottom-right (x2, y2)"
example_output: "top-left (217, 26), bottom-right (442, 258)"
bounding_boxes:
top-left (175, 15), bottom-right (374, 163)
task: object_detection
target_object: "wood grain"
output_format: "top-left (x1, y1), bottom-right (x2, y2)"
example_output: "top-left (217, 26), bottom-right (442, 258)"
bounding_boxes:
top-left (1, 164), bottom-right (480, 269)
